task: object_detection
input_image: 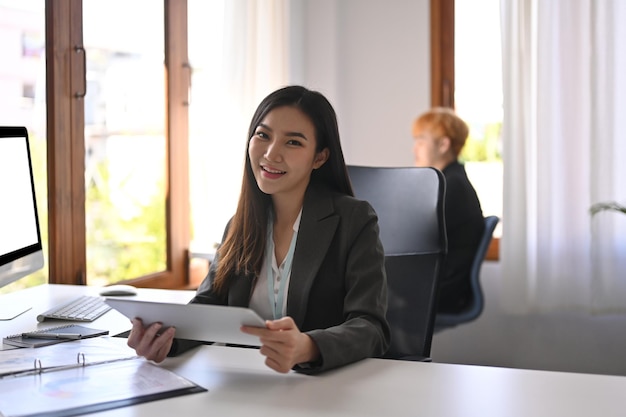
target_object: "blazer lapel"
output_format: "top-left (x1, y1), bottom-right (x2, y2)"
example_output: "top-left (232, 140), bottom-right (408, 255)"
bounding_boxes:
top-left (287, 183), bottom-right (339, 326)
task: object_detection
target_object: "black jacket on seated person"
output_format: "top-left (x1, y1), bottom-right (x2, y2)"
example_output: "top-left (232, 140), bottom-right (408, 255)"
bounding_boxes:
top-left (168, 183), bottom-right (391, 374)
top-left (437, 161), bottom-right (484, 313)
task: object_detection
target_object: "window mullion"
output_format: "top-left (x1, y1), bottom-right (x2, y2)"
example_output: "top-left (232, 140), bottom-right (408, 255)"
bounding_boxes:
top-left (45, 0), bottom-right (86, 285)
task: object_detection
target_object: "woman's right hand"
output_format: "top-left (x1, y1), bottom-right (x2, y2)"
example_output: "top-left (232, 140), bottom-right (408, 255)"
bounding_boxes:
top-left (126, 318), bottom-right (176, 363)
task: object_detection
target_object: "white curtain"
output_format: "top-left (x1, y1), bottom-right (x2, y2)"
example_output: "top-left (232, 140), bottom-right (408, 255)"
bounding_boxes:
top-left (500, 0), bottom-right (626, 313)
top-left (223, 0), bottom-right (290, 112)
top-left (188, 0), bottom-right (290, 252)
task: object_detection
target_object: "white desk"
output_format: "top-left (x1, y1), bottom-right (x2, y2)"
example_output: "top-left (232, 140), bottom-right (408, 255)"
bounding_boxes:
top-left (2, 285), bottom-right (626, 417)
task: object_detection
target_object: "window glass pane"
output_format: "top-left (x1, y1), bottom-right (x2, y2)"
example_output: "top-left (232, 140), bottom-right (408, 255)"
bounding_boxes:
top-left (83, 1), bottom-right (166, 285)
top-left (0, 0), bottom-right (47, 293)
top-left (455, 0), bottom-right (503, 237)
top-left (187, 0), bottom-right (246, 255)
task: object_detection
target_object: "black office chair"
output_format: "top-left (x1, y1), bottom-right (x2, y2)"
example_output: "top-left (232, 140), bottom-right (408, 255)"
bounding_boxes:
top-left (434, 215), bottom-right (499, 332)
top-left (347, 165), bottom-right (447, 361)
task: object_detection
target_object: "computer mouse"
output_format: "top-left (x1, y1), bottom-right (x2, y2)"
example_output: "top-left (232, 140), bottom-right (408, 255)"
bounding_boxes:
top-left (99, 284), bottom-right (138, 296)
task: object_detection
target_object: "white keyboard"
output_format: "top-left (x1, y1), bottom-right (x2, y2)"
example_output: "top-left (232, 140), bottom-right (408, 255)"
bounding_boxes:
top-left (37, 295), bottom-right (112, 322)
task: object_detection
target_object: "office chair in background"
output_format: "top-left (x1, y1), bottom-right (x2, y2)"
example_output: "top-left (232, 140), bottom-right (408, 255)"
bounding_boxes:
top-left (347, 166), bottom-right (447, 361)
top-left (434, 215), bottom-right (499, 332)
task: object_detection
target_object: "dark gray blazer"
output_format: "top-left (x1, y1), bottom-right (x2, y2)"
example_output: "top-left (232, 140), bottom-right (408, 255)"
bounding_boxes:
top-left (175, 182), bottom-right (390, 374)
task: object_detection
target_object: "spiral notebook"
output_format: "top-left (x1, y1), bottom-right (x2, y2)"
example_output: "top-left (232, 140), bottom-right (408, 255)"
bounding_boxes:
top-left (2, 324), bottom-right (108, 348)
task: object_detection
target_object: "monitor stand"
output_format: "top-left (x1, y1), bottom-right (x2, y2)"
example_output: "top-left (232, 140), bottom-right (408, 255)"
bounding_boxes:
top-left (0, 304), bottom-right (32, 321)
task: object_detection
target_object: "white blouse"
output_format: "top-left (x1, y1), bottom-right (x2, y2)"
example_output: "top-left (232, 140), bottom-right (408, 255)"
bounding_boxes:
top-left (248, 209), bottom-right (302, 321)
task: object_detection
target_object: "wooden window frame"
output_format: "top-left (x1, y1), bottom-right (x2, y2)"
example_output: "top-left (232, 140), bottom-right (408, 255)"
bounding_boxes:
top-left (45, 0), bottom-right (191, 287)
top-left (430, 0), bottom-right (499, 261)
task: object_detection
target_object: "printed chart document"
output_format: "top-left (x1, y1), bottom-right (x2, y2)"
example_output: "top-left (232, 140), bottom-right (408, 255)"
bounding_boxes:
top-left (0, 337), bottom-right (206, 417)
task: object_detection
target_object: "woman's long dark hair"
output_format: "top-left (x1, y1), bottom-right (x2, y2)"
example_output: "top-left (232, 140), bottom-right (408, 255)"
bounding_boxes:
top-left (212, 85), bottom-right (353, 294)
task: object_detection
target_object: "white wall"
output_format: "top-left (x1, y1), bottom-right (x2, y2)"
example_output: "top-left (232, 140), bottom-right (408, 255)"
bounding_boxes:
top-left (290, 0), bottom-right (429, 167)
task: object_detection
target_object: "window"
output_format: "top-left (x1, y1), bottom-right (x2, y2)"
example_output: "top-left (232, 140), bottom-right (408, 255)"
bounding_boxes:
top-left (83, 1), bottom-right (167, 285)
top-left (186, 0), bottom-right (290, 268)
top-left (455, 0), bottom-right (502, 239)
top-left (431, 0), bottom-right (502, 259)
top-left (187, 0), bottom-right (242, 256)
top-left (0, 0), bottom-right (47, 294)
top-left (43, 1), bottom-right (189, 288)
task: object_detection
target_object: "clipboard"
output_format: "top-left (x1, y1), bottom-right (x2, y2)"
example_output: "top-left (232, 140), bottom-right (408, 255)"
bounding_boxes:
top-left (105, 299), bottom-right (266, 346)
top-left (0, 356), bottom-right (205, 417)
top-left (0, 337), bottom-right (206, 416)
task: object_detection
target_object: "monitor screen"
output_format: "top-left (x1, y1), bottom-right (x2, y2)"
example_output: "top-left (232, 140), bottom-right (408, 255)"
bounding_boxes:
top-left (0, 126), bottom-right (44, 315)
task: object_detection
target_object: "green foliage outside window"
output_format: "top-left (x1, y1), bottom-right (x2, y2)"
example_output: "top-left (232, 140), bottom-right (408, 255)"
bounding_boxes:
top-left (460, 121), bottom-right (502, 163)
top-left (86, 161), bottom-right (166, 286)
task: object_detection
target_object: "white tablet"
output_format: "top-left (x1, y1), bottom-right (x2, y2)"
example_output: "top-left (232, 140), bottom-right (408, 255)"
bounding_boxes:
top-left (105, 299), bottom-right (266, 346)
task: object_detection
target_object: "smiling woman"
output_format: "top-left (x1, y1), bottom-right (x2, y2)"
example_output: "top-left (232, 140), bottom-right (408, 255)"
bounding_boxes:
top-left (126, 86), bottom-right (391, 375)
top-left (249, 106), bottom-right (329, 204)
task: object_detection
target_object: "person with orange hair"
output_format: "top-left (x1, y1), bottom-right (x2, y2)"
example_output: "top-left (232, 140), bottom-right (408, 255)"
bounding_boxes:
top-left (412, 107), bottom-right (484, 314)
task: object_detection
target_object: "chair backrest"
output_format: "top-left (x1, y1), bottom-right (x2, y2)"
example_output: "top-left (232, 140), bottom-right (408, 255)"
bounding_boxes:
top-left (347, 165), bottom-right (447, 360)
top-left (435, 215), bottom-right (499, 331)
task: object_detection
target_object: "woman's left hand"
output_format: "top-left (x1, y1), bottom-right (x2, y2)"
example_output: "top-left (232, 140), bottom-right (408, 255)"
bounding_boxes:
top-left (241, 316), bottom-right (319, 373)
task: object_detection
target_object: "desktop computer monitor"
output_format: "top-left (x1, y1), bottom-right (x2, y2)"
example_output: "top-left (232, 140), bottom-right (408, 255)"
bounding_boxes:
top-left (0, 126), bottom-right (44, 319)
